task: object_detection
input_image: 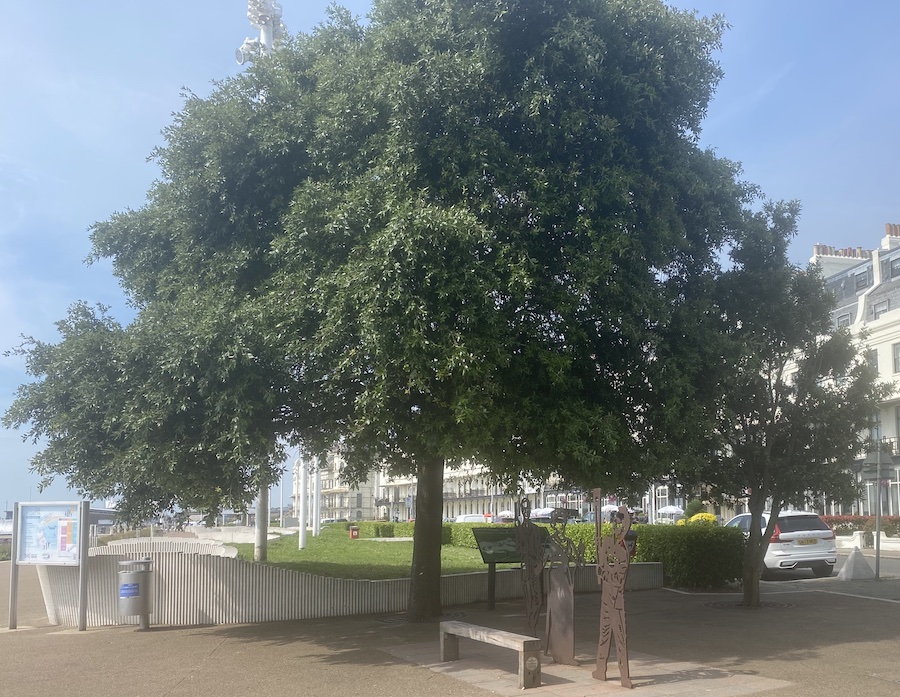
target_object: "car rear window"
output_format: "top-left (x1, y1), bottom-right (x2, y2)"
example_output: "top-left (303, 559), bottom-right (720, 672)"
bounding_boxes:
top-left (777, 515), bottom-right (828, 532)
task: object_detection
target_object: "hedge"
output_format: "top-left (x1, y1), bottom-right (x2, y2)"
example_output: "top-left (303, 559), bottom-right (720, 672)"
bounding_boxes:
top-left (823, 515), bottom-right (900, 537)
top-left (634, 524), bottom-right (744, 589)
top-left (350, 520), bottom-right (745, 590)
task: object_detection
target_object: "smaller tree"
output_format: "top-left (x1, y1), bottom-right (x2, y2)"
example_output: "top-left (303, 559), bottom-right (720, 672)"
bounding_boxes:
top-left (3, 297), bottom-right (288, 526)
top-left (702, 201), bottom-right (889, 607)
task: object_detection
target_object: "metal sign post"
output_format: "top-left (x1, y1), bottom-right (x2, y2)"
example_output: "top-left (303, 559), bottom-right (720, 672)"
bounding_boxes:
top-left (7, 503), bottom-right (20, 630)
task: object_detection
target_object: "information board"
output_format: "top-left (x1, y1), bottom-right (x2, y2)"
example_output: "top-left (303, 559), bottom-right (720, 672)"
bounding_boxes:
top-left (472, 525), bottom-right (549, 564)
top-left (16, 502), bottom-right (82, 566)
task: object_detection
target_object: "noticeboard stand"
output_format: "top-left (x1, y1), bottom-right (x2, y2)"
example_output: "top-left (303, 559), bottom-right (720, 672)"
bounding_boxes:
top-left (472, 526), bottom-right (549, 610)
top-left (7, 500), bottom-right (91, 631)
top-left (7, 509), bottom-right (19, 630)
top-left (487, 561), bottom-right (497, 610)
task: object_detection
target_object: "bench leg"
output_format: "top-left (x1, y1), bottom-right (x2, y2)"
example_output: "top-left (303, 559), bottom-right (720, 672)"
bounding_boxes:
top-left (440, 631), bottom-right (459, 662)
top-left (519, 649), bottom-right (541, 689)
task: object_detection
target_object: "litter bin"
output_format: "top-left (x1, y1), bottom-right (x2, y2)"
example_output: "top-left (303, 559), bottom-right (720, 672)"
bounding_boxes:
top-left (118, 558), bottom-right (153, 630)
top-left (349, 525), bottom-right (360, 539)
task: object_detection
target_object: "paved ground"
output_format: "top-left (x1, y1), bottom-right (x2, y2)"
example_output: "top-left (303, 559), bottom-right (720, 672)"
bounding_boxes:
top-left (3, 559), bottom-right (900, 697)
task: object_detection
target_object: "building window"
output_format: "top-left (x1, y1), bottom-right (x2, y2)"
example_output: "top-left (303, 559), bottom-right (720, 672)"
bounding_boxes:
top-left (837, 314), bottom-right (851, 328)
top-left (856, 269), bottom-right (871, 290)
top-left (867, 349), bottom-right (879, 375)
top-left (891, 257), bottom-right (900, 278)
top-left (356, 492), bottom-right (363, 508)
top-left (874, 300), bottom-right (890, 320)
top-left (893, 344), bottom-right (900, 373)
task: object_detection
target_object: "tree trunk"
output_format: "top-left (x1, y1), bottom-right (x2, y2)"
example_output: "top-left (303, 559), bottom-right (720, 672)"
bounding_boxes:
top-left (741, 493), bottom-right (776, 607)
top-left (255, 485), bottom-right (268, 562)
top-left (406, 455), bottom-right (445, 622)
top-left (741, 542), bottom-right (761, 607)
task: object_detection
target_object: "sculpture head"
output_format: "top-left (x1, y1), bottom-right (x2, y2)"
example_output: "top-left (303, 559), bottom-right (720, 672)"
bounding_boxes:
top-left (612, 505), bottom-right (631, 541)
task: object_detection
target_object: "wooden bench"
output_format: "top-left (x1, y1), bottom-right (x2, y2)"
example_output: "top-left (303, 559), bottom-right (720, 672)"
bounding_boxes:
top-left (439, 620), bottom-right (541, 689)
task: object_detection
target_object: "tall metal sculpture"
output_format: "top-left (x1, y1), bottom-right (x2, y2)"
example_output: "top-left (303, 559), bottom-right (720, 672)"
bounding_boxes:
top-left (544, 509), bottom-right (585, 665)
top-left (514, 496), bottom-right (545, 638)
top-left (593, 491), bottom-right (633, 689)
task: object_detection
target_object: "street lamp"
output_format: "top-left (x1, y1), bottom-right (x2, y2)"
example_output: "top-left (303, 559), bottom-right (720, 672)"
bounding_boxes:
top-left (863, 441), bottom-right (900, 578)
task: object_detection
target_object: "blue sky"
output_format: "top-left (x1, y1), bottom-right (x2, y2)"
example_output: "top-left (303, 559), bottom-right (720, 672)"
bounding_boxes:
top-left (1, 1), bottom-right (898, 508)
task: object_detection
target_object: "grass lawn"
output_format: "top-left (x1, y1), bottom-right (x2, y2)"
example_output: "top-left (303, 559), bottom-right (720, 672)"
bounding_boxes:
top-left (233, 525), bottom-right (519, 580)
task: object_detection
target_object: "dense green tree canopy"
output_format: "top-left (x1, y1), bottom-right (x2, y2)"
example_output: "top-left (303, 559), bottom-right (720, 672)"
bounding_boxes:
top-left (7, 0), bottom-right (764, 618)
top-left (699, 201), bottom-right (888, 606)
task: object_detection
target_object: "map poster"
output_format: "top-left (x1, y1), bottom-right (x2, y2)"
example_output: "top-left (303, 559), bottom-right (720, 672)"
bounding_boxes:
top-left (16, 502), bottom-right (83, 566)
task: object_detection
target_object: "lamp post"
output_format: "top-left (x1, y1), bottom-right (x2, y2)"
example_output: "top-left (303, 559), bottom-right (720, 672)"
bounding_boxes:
top-left (863, 440), bottom-right (899, 579)
top-left (864, 443), bottom-right (883, 578)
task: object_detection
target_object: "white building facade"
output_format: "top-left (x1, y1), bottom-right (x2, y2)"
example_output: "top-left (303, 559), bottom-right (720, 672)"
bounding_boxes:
top-left (292, 453), bottom-right (590, 524)
top-left (814, 224), bottom-right (900, 517)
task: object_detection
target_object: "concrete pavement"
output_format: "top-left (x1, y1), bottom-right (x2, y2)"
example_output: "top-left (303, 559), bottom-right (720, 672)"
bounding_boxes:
top-left (3, 560), bottom-right (900, 696)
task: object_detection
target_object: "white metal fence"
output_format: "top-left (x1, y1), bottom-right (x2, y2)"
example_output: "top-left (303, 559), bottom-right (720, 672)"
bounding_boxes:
top-left (36, 542), bottom-right (663, 628)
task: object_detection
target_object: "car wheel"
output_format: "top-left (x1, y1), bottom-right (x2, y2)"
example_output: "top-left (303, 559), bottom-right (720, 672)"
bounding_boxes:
top-left (812, 562), bottom-right (833, 578)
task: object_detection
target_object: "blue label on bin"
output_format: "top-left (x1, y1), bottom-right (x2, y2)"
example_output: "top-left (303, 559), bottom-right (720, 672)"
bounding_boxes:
top-left (119, 583), bottom-right (140, 598)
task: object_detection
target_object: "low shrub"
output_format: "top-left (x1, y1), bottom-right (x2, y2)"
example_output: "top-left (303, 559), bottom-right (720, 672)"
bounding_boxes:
top-left (822, 515), bottom-right (900, 537)
top-left (440, 521), bottom-right (599, 562)
top-left (866, 516), bottom-right (900, 537)
top-left (356, 521), bottom-right (452, 543)
top-left (0, 540), bottom-right (10, 562)
top-left (683, 500), bottom-right (707, 519)
top-left (634, 524), bottom-right (744, 589)
top-left (355, 521), bottom-right (393, 538)
top-left (448, 522), bottom-right (502, 548)
top-left (822, 515), bottom-right (869, 535)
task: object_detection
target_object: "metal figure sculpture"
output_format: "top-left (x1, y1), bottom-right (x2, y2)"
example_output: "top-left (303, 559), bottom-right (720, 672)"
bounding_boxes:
top-left (514, 496), bottom-right (545, 638)
top-left (593, 492), bottom-right (633, 689)
top-left (544, 509), bottom-right (585, 665)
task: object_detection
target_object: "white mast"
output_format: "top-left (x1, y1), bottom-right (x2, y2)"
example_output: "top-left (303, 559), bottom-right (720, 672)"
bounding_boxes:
top-left (236, 1), bottom-right (286, 64)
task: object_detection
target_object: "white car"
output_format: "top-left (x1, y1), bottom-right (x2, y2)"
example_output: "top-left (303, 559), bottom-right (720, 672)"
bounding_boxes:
top-left (454, 514), bottom-right (490, 523)
top-left (725, 511), bottom-right (837, 578)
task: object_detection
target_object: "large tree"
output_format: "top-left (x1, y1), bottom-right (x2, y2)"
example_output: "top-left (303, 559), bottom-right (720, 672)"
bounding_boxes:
top-left (7, 0), bottom-right (756, 621)
top-left (701, 201), bottom-right (887, 607)
top-left (260, 0), bottom-right (751, 619)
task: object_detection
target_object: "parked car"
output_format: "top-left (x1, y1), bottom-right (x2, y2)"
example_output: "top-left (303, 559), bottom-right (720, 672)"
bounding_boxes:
top-left (725, 511), bottom-right (836, 578)
top-left (454, 514), bottom-right (490, 523)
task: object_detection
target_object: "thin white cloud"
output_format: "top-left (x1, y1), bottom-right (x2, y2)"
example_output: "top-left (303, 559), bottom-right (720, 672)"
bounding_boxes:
top-left (706, 62), bottom-right (794, 129)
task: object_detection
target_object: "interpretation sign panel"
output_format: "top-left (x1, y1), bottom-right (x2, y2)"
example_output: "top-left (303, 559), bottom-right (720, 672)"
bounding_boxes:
top-left (16, 502), bottom-right (82, 566)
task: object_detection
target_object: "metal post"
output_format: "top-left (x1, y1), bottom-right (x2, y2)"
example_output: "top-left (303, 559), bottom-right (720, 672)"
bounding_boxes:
top-left (298, 457), bottom-right (308, 550)
top-left (77, 501), bottom-right (90, 631)
top-left (7, 502), bottom-right (19, 630)
top-left (487, 561), bottom-right (497, 610)
top-left (255, 485), bottom-right (268, 562)
top-left (313, 456), bottom-right (322, 537)
top-left (876, 443), bottom-right (882, 579)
